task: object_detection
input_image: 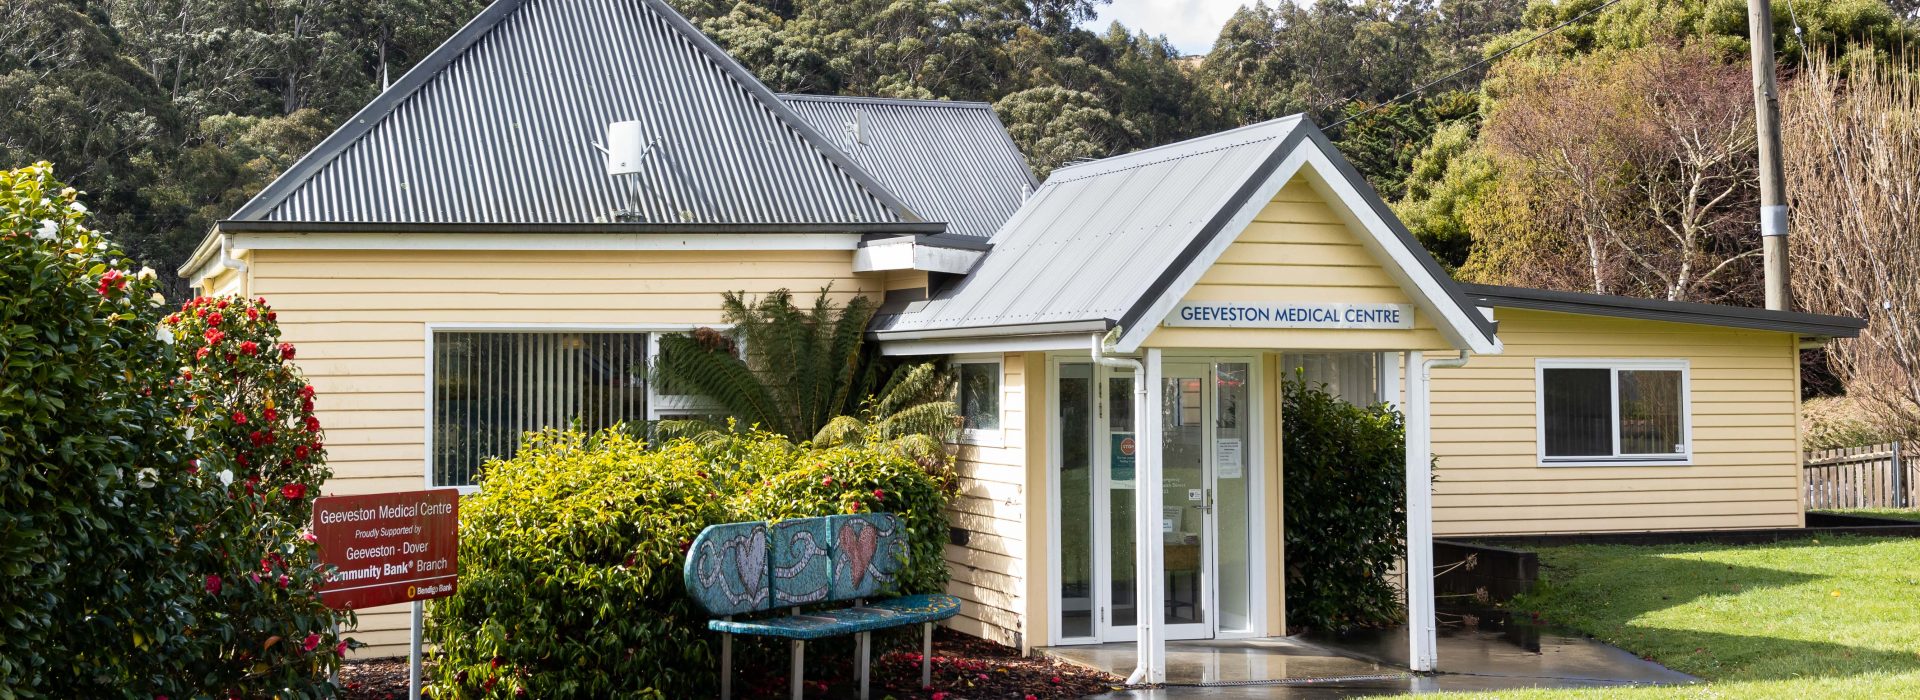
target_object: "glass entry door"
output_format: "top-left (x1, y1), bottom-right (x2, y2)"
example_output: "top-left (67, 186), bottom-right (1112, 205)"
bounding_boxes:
top-left (1054, 358), bottom-right (1257, 645)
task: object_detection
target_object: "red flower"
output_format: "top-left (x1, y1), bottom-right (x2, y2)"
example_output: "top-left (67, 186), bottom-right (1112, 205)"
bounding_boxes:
top-left (246, 307), bottom-right (259, 321)
top-left (279, 342), bottom-right (296, 359)
top-left (264, 407), bottom-right (277, 422)
top-left (195, 347), bottom-right (209, 361)
top-left (266, 311), bottom-right (277, 321)
top-left (822, 476), bottom-right (834, 486)
top-left (203, 328), bottom-right (224, 345)
top-left (239, 341), bottom-right (258, 355)
top-left (166, 313), bottom-right (179, 324)
top-left (206, 311), bottom-right (223, 327)
top-left (244, 476), bottom-right (259, 496)
top-left (282, 483), bottom-right (307, 500)
top-left (294, 444), bottom-right (309, 460)
top-left (301, 398), bottom-right (314, 412)
top-left (298, 384), bottom-right (315, 399)
top-left (216, 299), bottom-right (228, 309)
top-left (304, 416), bottom-right (321, 433)
top-left (302, 633), bottom-right (321, 652)
top-left (277, 574), bottom-right (288, 588)
top-left (1026, 695), bottom-right (1038, 700)
top-left (205, 574), bottom-right (222, 594)
top-left (232, 411), bottom-right (247, 425)
top-left (335, 641), bottom-right (348, 657)
top-left (301, 531), bottom-right (318, 543)
top-left (490, 657), bottom-right (503, 669)
top-left (872, 489), bottom-right (886, 501)
top-left (97, 269), bottom-right (126, 296)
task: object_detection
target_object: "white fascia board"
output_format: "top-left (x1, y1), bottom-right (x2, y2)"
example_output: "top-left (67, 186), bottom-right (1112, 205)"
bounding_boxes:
top-left (852, 237), bottom-right (985, 274)
top-left (230, 231), bottom-right (865, 252)
top-left (1113, 142), bottom-right (1309, 352)
top-left (1296, 147), bottom-right (1501, 355)
top-left (878, 333), bottom-right (1089, 356)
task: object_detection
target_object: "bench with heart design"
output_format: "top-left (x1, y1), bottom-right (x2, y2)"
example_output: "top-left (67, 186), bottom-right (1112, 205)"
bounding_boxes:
top-left (683, 512), bottom-right (961, 700)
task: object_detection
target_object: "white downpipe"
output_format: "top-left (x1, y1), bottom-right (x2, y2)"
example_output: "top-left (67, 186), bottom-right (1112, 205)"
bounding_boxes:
top-left (1091, 330), bottom-right (1157, 686)
top-left (1404, 350), bottom-right (1470, 673)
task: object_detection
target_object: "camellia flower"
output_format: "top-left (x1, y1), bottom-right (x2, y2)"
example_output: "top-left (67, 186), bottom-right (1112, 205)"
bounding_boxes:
top-left (302, 633), bottom-right (321, 652)
top-left (301, 531), bottom-right (318, 544)
top-left (294, 444), bottom-right (309, 460)
top-left (239, 341), bottom-right (258, 355)
top-left (872, 489), bottom-right (886, 501)
top-left (280, 342), bottom-right (296, 360)
top-left (205, 574), bottom-right (222, 594)
top-left (203, 328), bottom-right (225, 345)
top-left (264, 407), bottom-right (277, 422)
top-left (336, 641), bottom-right (349, 657)
top-left (232, 411), bottom-right (247, 425)
top-left (246, 307), bottom-right (259, 321)
top-left (304, 416), bottom-right (321, 433)
top-left (298, 384), bottom-right (316, 399)
top-left (97, 269), bottom-right (126, 296)
top-left (206, 311), bottom-right (222, 326)
top-left (282, 483), bottom-right (306, 500)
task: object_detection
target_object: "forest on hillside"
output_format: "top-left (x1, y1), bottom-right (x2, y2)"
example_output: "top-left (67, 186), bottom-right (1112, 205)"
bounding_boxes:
top-left (7, 0), bottom-right (1920, 437)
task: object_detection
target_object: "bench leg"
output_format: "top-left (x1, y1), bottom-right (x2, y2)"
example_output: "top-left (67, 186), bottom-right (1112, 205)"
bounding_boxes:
top-left (856, 631), bottom-right (871, 700)
top-left (720, 631), bottom-right (732, 700)
top-left (791, 639), bottom-right (805, 700)
top-left (920, 622), bottom-right (933, 689)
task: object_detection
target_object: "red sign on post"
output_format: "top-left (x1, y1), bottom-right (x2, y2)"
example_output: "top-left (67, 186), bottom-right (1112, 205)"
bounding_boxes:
top-left (313, 489), bottom-right (460, 610)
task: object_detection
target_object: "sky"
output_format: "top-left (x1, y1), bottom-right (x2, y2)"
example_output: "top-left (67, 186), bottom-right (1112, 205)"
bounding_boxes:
top-left (1085, 0), bottom-right (1246, 56)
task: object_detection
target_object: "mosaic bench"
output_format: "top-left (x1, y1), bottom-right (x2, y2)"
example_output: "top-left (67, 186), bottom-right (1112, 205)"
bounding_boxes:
top-left (683, 512), bottom-right (961, 700)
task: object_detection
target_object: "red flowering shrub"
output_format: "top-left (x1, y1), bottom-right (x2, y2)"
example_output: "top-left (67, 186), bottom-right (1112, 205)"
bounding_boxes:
top-left (165, 295), bottom-right (351, 695)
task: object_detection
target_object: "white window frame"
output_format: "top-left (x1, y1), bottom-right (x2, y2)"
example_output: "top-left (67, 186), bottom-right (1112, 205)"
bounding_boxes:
top-left (1534, 358), bottom-right (1692, 467)
top-left (952, 354), bottom-right (1005, 447)
top-left (423, 323), bottom-right (721, 492)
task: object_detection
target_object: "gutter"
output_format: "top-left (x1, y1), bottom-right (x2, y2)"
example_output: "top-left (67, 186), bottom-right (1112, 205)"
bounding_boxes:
top-left (179, 231), bottom-right (247, 289)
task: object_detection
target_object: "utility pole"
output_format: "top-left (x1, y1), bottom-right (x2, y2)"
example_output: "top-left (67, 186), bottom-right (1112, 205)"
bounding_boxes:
top-left (1749, 0), bottom-right (1792, 311)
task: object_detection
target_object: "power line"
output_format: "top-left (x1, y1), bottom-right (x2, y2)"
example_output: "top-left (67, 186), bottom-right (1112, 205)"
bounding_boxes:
top-left (1328, 0), bottom-right (1630, 129)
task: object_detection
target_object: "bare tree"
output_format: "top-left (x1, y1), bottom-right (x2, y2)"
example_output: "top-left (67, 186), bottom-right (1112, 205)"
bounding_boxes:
top-left (1783, 53), bottom-right (1920, 439)
top-left (1469, 44), bottom-right (1761, 304)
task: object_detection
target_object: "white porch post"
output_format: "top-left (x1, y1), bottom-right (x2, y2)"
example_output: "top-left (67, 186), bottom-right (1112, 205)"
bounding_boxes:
top-left (1135, 348), bottom-right (1167, 683)
top-left (1403, 350), bottom-right (1438, 673)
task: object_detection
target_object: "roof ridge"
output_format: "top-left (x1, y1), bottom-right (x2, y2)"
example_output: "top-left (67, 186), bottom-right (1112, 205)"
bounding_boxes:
top-left (229, 0), bottom-right (923, 224)
top-left (1046, 115), bottom-right (1305, 180)
top-left (777, 93), bottom-right (996, 109)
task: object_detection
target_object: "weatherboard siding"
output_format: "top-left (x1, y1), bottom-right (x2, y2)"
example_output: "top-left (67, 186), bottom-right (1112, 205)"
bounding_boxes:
top-left (1428, 309), bottom-right (1804, 535)
top-left (943, 352), bottom-right (1037, 649)
top-left (244, 247), bottom-right (878, 658)
top-left (1145, 177), bottom-right (1454, 351)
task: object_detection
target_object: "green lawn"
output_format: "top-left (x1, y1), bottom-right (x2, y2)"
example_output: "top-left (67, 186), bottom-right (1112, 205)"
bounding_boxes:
top-left (1431, 536), bottom-right (1920, 699)
top-left (1817, 508), bottom-right (1920, 522)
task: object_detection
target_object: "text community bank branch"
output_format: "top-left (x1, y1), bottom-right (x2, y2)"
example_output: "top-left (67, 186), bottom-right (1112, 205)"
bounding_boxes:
top-left (175, 0), bottom-right (1865, 680)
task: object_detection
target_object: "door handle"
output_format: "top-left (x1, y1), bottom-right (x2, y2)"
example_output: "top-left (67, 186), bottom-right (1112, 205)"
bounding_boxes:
top-left (1199, 488), bottom-right (1214, 514)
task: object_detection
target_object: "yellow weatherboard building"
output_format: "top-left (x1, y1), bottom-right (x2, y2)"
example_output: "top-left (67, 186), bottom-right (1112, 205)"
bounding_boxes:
top-left (179, 0), bottom-right (1864, 674)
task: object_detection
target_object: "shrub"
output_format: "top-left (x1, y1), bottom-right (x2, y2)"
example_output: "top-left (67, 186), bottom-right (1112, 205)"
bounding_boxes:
top-left (1281, 376), bottom-right (1408, 632)
top-left (0, 164), bottom-right (199, 696)
top-left (427, 428), bottom-right (950, 699)
top-left (164, 295), bottom-right (350, 695)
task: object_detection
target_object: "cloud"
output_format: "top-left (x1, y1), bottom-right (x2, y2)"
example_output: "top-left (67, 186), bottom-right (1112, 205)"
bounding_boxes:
top-left (1084, 0), bottom-right (1246, 56)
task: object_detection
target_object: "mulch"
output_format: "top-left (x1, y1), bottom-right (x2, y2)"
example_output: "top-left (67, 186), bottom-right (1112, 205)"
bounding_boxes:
top-left (338, 627), bottom-right (1123, 699)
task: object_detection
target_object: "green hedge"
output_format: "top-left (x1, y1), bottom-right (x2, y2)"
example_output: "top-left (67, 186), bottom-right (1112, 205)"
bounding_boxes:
top-left (426, 428), bottom-right (951, 699)
top-left (1281, 376), bottom-right (1409, 633)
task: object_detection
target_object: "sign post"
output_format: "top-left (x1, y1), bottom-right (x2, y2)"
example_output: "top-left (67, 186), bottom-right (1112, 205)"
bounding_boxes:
top-left (313, 489), bottom-right (461, 700)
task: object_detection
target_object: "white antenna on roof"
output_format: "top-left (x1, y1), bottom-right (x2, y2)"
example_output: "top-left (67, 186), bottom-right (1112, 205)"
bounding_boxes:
top-left (592, 120), bottom-right (661, 221)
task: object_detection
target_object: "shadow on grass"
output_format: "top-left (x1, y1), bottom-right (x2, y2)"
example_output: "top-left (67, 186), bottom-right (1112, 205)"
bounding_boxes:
top-left (1515, 537), bottom-right (1920, 683)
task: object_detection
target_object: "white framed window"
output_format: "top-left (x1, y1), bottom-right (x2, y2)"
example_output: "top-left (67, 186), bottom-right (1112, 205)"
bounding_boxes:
top-left (954, 355), bottom-right (1003, 446)
top-left (1535, 359), bottom-right (1691, 466)
top-left (426, 325), bottom-right (722, 489)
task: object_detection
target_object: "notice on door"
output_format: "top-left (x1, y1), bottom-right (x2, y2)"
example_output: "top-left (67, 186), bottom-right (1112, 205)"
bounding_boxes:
top-left (1215, 438), bottom-right (1244, 479)
top-left (1111, 433), bottom-right (1136, 489)
top-left (313, 489), bottom-right (460, 610)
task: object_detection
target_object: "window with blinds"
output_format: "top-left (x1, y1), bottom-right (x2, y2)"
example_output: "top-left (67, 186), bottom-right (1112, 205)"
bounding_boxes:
top-left (1538, 360), bottom-right (1689, 464)
top-left (1280, 352), bottom-right (1380, 406)
top-left (432, 331), bottom-right (650, 486)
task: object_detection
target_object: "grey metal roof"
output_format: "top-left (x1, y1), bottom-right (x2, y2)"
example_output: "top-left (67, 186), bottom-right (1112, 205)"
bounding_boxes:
top-left (1463, 283), bottom-right (1866, 338)
top-left (778, 94), bottom-right (1037, 238)
top-left (228, 0), bottom-right (922, 227)
top-left (871, 116), bottom-right (1502, 352)
top-left (871, 117), bottom-right (1306, 337)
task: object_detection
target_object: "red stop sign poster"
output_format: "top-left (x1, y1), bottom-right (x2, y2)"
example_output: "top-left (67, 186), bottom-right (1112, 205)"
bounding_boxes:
top-left (313, 489), bottom-right (460, 610)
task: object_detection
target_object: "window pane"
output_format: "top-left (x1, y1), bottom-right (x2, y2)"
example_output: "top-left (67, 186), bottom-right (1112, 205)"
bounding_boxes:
top-left (1542, 368), bottom-right (1612, 458)
top-left (1057, 363), bottom-right (1095, 639)
top-left (1280, 352), bottom-right (1378, 406)
top-left (1618, 369), bottom-right (1684, 455)
top-left (432, 332), bottom-right (648, 486)
top-left (960, 363), bottom-right (1000, 431)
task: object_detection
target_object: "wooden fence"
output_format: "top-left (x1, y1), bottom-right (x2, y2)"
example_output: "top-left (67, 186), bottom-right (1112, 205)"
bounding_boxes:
top-left (1804, 441), bottom-right (1909, 510)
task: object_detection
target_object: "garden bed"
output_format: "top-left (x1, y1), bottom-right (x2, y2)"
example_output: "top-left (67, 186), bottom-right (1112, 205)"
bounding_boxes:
top-left (339, 628), bottom-right (1122, 699)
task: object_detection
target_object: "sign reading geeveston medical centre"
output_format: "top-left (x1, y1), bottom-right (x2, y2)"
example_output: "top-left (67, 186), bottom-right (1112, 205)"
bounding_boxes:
top-left (313, 489), bottom-right (459, 610)
top-left (1165, 301), bottom-right (1416, 329)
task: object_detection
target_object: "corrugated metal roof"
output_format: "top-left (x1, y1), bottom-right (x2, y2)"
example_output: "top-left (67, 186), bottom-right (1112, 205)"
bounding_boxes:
top-left (229, 0), bottom-right (921, 226)
top-left (1464, 283), bottom-right (1866, 337)
top-left (872, 116), bottom-right (1503, 353)
top-left (872, 117), bottom-right (1307, 335)
top-left (778, 94), bottom-right (1036, 238)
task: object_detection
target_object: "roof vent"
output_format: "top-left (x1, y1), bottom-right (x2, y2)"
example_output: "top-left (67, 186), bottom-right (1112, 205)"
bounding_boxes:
top-left (595, 120), bottom-right (655, 176)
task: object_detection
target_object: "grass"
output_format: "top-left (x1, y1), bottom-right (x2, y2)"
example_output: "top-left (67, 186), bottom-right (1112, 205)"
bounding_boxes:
top-left (1816, 508), bottom-right (1920, 523)
top-left (1429, 536), bottom-right (1920, 699)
